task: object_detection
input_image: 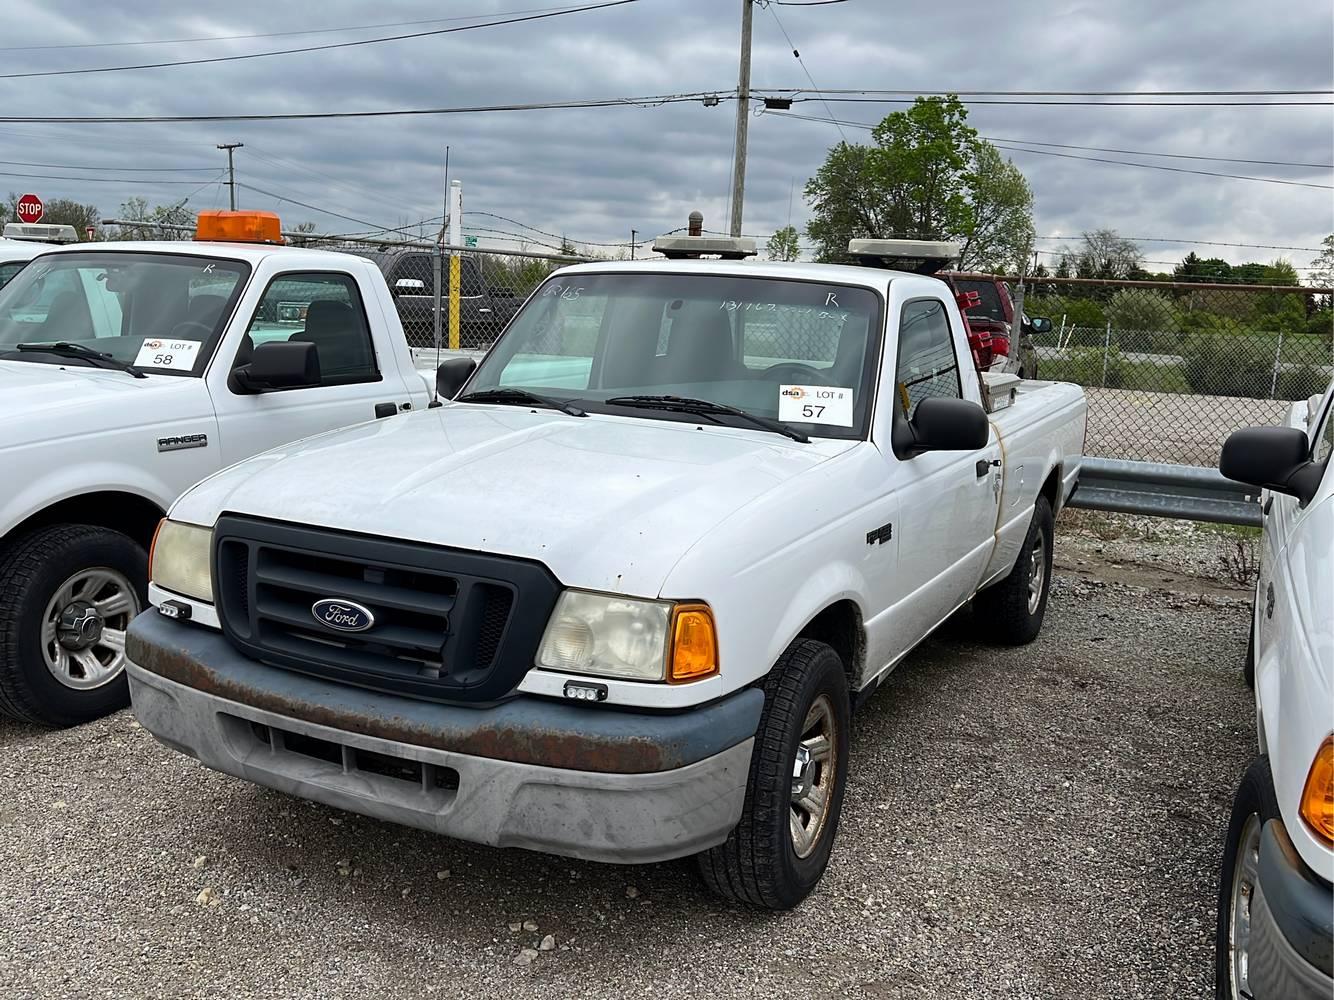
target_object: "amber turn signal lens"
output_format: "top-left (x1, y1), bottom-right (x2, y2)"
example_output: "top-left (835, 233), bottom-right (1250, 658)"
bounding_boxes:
top-left (194, 210), bottom-right (284, 244)
top-left (1300, 736), bottom-right (1334, 846)
top-left (668, 604), bottom-right (718, 683)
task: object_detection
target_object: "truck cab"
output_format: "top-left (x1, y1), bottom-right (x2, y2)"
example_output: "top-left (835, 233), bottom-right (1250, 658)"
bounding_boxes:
top-left (0, 211), bottom-right (432, 726)
top-left (126, 234), bottom-right (1085, 909)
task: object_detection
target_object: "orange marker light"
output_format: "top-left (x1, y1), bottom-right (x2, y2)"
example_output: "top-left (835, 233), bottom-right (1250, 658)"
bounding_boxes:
top-left (194, 210), bottom-right (284, 244)
top-left (147, 518), bottom-right (166, 579)
top-left (1300, 736), bottom-right (1334, 845)
top-left (668, 603), bottom-right (718, 683)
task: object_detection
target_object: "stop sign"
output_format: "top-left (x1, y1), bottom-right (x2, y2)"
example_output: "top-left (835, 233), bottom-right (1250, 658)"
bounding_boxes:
top-left (15, 193), bottom-right (43, 224)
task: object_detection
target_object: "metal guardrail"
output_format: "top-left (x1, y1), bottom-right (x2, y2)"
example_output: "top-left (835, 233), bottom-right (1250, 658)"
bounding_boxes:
top-left (1068, 457), bottom-right (1262, 527)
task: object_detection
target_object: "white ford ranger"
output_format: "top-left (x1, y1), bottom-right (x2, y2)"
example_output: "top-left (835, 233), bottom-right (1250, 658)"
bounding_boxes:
top-left (1216, 381), bottom-right (1333, 999)
top-left (126, 239), bottom-right (1086, 908)
top-left (0, 212), bottom-right (432, 726)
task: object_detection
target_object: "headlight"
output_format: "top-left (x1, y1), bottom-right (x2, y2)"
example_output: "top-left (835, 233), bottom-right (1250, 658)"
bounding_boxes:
top-left (536, 590), bottom-right (718, 683)
top-left (149, 519), bottom-right (214, 603)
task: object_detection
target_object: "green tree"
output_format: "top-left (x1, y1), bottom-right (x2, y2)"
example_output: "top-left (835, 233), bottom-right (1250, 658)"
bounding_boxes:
top-left (765, 225), bottom-right (800, 261)
top-left (803, 95), bottom-right (1034, 269)
top-left (1308, 234), bottom-right (1334, 287)
top-left (1253, 259), bottom-right (1307, 333)
top-left (957, 142), bottom-right (1034, 273)
top-left (1173, 253), bottom-right (1232, 283)
top-left (1106, 289), bottom-right (1179, 332)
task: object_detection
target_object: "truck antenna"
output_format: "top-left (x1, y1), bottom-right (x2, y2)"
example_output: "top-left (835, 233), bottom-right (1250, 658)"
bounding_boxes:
top-left (428, 145), bottom-right (450, 409)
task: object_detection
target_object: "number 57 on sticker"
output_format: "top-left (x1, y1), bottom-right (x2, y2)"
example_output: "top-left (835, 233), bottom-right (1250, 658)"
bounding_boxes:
top-left (778, 384), bottom-right (855, 427)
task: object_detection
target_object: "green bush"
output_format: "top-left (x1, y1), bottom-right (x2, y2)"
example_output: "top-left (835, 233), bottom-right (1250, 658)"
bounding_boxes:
top-left (1106, 289), bottom-right (1179, 336)
top-left (1181, 332), bottom-right (1275, 399)
top-left (1041, 346), bottom-right (1126, 388)
top-left (1276, 363), bottom-right (1329, 401)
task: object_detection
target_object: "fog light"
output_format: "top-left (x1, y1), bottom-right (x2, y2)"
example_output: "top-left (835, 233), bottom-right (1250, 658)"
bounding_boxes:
top-left (563, 680), bottom-right (608, 703)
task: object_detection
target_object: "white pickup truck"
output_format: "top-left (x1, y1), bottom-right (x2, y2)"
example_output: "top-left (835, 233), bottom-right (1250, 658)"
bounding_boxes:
top-left (126, 238), bottom-right (1086, 909)
top-left (0, 213), bottom-right (433, 726)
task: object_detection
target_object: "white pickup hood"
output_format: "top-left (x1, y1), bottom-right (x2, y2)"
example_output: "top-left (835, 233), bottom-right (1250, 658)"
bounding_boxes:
top-left (0, 360), bottom-right (203, 448)
top-left (173, 403), bottom-right (850, 597)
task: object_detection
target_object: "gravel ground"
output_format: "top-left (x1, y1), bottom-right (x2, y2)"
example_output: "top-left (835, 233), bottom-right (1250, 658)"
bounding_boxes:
top-left (0, 529), bottom-right (1256, 1000)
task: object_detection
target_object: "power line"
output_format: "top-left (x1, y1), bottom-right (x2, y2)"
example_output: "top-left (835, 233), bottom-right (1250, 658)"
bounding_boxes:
top-left (464, 212), bottom-right (643, 247)
top-left (0, 158), bottom-right (218, 172)
top-left (0, 5), bottom-right (578, 53)
top-left (1034, 236), bottom-right (1327, 253)
top-left (760, 1), bottom-right (847, 142)
top-left (992, 142), bottom-right (1334, 189)
top-left (0, 168), bottom-right (226, 185)
top-left (0, 0), bottom-right (639, 80)
top-left (245, 147), bottom-right (435, 218)
top-left (766, 110), bottom-right (1334, 188)
top-left (790, 96), bottom-right (1333, 107)
top-left (981, 138), bottom-right (1333, 171)
top-left (758, 86), bottom-right (1334, 97)
top-left (0, 91), bottom-right (725, 124)
top-left (237, 182), bottom-right (394, 231)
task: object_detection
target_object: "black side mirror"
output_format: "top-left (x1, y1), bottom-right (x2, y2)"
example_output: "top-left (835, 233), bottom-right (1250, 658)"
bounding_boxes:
top-left (1027, 316), bottom-right (1052, 335)
top-left (436, 357), bottom-right (477, 399)
top-left (231, 341), bottom-right (321, 394)
top-left (1220, 426), bottom-right (1319, 504)
top-left (896, 397), bottom-right (990, 457)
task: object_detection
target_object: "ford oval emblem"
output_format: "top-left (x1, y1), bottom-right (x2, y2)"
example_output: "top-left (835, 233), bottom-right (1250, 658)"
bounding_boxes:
top-left (311, 598), bottom-right (375, 633)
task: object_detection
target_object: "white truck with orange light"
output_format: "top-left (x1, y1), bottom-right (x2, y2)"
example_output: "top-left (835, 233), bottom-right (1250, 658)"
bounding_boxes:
top-left (125, 236), bottom-right (1087, 909)
top-left (0, 210), bottom-right (435, 726)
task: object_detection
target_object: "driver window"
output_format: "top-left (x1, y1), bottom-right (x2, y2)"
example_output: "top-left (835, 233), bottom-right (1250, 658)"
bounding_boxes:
top-left (895, 299), bottom-right (962, 418)
top-left (243, 272), bottom-right (379, 385)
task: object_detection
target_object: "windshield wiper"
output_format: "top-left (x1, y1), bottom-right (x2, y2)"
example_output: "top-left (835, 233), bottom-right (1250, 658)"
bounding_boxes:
top-left (605, 394), bottom-right (809, 443)
top-left (456, 387), bottom-right (586, 417)
top-left (15, 342), bottom-right (148, 379)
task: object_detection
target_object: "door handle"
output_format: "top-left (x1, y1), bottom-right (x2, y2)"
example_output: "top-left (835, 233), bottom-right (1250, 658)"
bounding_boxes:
top-left (975, 458), bottom-right (1000, 478)
top-left (374, 402), bottom-right (397, 419)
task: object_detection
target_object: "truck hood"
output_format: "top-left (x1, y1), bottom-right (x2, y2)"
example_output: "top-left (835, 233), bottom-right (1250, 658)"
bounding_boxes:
top-left (173, 403), bottom-right (853, 597)
top-left (0, 360), bottom-right (199, 447)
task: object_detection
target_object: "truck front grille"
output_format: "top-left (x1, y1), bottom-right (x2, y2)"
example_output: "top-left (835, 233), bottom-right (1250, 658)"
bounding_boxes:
top-left (213, 516), bottom-right (561, 704)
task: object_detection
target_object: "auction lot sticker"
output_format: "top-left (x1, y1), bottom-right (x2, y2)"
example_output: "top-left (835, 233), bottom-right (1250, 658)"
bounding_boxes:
top-left (778, 384), bottom-right (854, 426)
top-left (134, 339), bottom-right (201, 371)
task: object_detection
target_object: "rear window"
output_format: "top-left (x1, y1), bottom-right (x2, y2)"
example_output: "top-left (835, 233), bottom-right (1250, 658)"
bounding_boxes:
top-left (953, 279), bottom-right (1007, 323)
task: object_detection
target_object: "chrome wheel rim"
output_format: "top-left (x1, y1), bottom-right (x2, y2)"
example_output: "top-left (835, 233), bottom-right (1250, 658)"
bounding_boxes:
top-left (1228, 812), bottom-right (1262, 1000)
top-left (790, 695), bottom-right (837, 859)
top-left (40, 567), bottom-right (139, 691)
top-left (1028, 531), bottom-right (1046, 616)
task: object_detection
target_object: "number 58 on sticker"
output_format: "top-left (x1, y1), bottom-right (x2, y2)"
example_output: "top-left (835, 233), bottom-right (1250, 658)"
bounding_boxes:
top-left (778, 384), bottom-right (854, 427)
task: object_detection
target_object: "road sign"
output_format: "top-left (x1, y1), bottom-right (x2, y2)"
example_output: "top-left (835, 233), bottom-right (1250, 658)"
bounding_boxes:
top-left (464, 235), bottom-right (478, 248)
top-left (15, 193), bottom-right (44, 224)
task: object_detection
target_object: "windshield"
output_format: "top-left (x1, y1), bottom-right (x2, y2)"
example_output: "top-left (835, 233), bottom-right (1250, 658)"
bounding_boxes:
top-left (466, 272), bottom-right (882, 439)
top-left (953, 279), bottom-right (1008, 323)
top-left (0, 252), bottom-right (249, 375)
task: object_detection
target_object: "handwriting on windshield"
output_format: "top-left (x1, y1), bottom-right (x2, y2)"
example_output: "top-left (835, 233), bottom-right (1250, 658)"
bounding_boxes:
top-left (540, 283), bottom-right (585, 301)
top-left (718, 300), bottom-right (849, 320)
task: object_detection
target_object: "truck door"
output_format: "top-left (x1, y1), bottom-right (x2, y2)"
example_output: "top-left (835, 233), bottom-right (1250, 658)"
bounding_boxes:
top-left (207, 270), bottom-right (413, 467)
top-left (878, 296), bottom-right (1001, 664)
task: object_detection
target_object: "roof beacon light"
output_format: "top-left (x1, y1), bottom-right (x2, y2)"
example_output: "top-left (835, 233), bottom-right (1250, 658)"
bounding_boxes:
top-left (194, 210), bottom-right (284, 245)
top-left (654, 234), bottom-right (756, 260)
top-left (848, 238), bottom-right (960, 275)
top-left (3, 222), bottom-right (79, 244)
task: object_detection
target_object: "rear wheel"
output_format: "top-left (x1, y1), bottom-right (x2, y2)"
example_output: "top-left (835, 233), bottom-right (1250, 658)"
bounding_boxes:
top-left (697, 639), bottom-right (850, 910)
top-left (0, 524), bottom-right (146, 726)
top-left (974, 495), bottom-right (1054, 645)
top-left (1216, 756), bottom-right (1279, 1000)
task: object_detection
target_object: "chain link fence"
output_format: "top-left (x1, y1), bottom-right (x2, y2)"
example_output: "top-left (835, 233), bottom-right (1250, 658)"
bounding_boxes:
top-left (1014, 276), bottom-right (1333, 465)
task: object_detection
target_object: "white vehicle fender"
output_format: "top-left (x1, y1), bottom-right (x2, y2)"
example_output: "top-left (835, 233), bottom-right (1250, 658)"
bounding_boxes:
top-left (1, 459), bottom-right (176, 541)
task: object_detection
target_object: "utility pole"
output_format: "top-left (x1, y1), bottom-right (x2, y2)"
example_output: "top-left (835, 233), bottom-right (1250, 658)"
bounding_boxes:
top-left (217, 143), bottom-right (243, 210)
top-left (728, 0), bottom-right (754, 238)
top-left (630, 228), bottom-right (637, 260)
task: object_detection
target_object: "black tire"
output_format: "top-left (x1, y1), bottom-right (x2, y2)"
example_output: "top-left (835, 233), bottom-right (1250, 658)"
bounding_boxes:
top-left (0, 524), bottom-right (147, 727)
top-left (1215, 755), bottom-right (1279, 999)
top-left (698, 639), bottom-right (850, 910)
top-left (974, 495), bottom-right (1054, 645)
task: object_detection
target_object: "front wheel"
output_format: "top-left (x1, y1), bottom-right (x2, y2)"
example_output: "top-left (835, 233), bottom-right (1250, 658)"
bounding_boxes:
top-left (697, 639), bottom-right (850, 910)
top-left (974, 495), bottom-right (1054, 645)
top-left (0, 524), bottom-right (146, 726)
top-left (1216, 756), bottom-right (1279, 1000)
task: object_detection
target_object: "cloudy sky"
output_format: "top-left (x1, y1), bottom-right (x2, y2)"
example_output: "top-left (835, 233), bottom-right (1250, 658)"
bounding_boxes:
top-left (3, 0), bottom-right (1332, 273)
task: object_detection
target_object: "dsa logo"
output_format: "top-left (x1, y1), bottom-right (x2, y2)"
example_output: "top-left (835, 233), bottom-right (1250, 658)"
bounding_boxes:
top-left (144, 340), bottom-right (162, 349)
top-left (780, 386), bottom-right (806, 400)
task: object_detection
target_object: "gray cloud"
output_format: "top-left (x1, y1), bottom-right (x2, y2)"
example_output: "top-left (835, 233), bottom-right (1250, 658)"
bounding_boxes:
top-left (2, 0), bottom-right (1331, 270)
